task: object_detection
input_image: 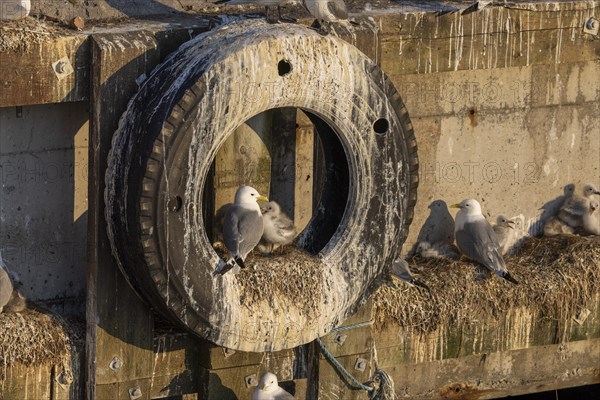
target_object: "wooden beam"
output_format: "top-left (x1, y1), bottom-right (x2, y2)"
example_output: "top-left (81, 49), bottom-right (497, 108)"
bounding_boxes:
top-left (0, 35), bottom-right (89, 107)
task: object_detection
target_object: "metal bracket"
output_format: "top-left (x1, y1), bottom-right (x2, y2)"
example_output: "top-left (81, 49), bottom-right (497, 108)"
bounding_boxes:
top-left (584, 17), bottom-right (599, 36)
top-left (354, 357), bottom-right (368, 372)
top-left (128, 386), bottom-right (142, 400)
top-left (52, 57), bottom-right (74, 81)
top-left (244, 373), bottom-right (258, 388)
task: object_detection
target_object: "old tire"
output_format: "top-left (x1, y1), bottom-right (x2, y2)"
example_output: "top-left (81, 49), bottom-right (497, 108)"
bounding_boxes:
top-left (105, 20), bottom-right (418, 352)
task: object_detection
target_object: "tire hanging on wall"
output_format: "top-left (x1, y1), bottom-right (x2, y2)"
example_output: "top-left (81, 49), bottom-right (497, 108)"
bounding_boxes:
top-left (105, 19), bottom-right (419, 352)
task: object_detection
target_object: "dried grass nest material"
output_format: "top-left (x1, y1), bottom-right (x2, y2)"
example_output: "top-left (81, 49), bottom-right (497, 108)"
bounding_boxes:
top-left (373, 235), bottom-right (600, 333)
top-left (0, 17), bottom-right (68, 52)
top-left (0, 309), bottom-right (84, 376)
top-left (215, 244), bottom-right (324, 316)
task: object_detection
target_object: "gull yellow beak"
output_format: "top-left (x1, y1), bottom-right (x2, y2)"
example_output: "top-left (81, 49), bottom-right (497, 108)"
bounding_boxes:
top-left (257, 195), bottom-right (269, 202)
top-left (450, 203), bottom-right (461, 209)
top-left (261, 385), bottom-right (271, 392)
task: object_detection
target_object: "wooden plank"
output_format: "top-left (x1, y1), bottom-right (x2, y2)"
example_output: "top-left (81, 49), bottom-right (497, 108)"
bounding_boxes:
top-left (380, 27), bottom-right (598, 76)
top-left (376, 5), bottom-right (599, 39)
top-left (383, 339), bottom-right (600, 399)
top-left (88, 32), bottom-right (159, 397)
top-left (0, 35), bottom-right (89, 107)
top-left (86, 26), bottom-right (208, 399)
top-left (317, 351), bottom-right (373, 400)
top-left (0, 363), bottom-right (52, 400)
top-left (198, 343), bottom-right (296, 371)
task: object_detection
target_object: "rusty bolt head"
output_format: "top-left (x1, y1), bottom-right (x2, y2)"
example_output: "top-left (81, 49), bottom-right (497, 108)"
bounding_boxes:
top-left (245, 373), bottom-right (258, 388)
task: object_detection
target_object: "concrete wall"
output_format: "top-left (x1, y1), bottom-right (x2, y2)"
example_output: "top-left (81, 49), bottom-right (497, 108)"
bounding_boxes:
top-left (0, 102), bottom-right (88, 314)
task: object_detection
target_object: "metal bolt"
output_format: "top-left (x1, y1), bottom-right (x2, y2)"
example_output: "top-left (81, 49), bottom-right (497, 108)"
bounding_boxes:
top-left (109, 356), bottom-right (123, 371)
top-left (55, 61), bottom-right (67, 74)
top-left (355, 357), bottom-right (368, 372)
top-left (128, 386), bottom-right (142, 400)
top-left (334, 333), bottom-right (347, 346)
top-left (223, 347), bottom-right (236, 358)
top-left (584, 17), bottom-right (599, 35)
top-left (245, 373), bottom-right (258, 388)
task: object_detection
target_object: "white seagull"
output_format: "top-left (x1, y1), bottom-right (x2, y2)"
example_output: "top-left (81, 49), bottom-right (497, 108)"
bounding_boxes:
top-left (215, 186), bottom-right (268, 275)
top-left (252, 372), bottom-right (294, 400)
top-left (451, 199), bottom-right (518, 284)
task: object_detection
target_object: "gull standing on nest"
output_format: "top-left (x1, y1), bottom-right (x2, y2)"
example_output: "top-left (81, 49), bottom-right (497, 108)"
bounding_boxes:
top-left (408, 199), bottom-right (455, 257)
top-left (492, 215), bottom-right (516, 255)
top-left (257, 201), bottom-right (297, 254)
top-left (303, 0), bottom-right (352, 33)
top-left (451, 199), bottom-right (518, 284)
top-left (215, 186), bottom-right (268, 275)
top-left (252, 372), bottom-right (294, 400)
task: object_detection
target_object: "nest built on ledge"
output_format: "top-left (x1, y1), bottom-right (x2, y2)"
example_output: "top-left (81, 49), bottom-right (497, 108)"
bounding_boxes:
top-left (374, 235), bottom-right (600, 333)
top-left (0, 309), bottom-right (84, 378)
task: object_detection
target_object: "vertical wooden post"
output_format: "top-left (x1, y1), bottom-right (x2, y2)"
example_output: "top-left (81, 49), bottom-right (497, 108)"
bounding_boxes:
top-left (87, 27), bottom-right (209, 399)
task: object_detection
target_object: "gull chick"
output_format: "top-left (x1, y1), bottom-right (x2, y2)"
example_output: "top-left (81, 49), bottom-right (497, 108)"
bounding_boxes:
top-left (583, 200), bottom-right (600, 235)
top-left (0, 255), bottom-right (14, 313)
top-left (558, 183), bottom-right (600, 229)
top-left (543, 216), bottom-right (575, 236)
top-left (451, 199), bottom-right (518, 284)
top-left (492, 215), bottom-right (516, 255)
top-left (258, 201), bottom-right (297, 254)
top-left (416, 241), bottom-right (460, 260)
top-left (252, 372), bottom-right (294, 400)
top-left (538, 183), bottom-right (576, 228)
top-left (216, 186), bottom-right (268, 275)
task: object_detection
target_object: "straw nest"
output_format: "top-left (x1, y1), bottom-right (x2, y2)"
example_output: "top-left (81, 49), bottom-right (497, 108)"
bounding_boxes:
top-left (373, 235), bottom-right (600, 333)
top-left (0, 17), bottom-right (68, 52)
top-left (215, 244), bottom-right (324, 316)
top-left (0, 309), bottom-right (84, 377)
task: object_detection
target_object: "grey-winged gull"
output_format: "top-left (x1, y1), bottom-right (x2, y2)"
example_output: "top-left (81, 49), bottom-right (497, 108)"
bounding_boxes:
top-left (387, 259), bottom-right (430, 291)
top-left (257, 201), bottom-right (297, 254)
top-left (451, 199), bottom-right (518, 284)
top-left (558, 183), bottom-right (600, 229)
top-left (252, 372), bottom-right (294, 400)
top-left (304, 0), bottom-right (351, 31)
top-left (492, 215), bottom-right (516, 255)
top-left (539, 183), bottom-right (575, 226)
top-left (216, 186), bottom-right (268, 275)
top-left (408, 199), bottom-right (455, 257)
